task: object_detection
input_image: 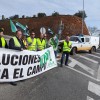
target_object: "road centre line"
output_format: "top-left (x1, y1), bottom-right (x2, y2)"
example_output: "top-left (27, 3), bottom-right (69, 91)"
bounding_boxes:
top-left (76, 54), bottom-right (98, 64)
top-left (88, 81), bottom-right (100, 97)
top-left (57, 62), bottom-right (100, 82)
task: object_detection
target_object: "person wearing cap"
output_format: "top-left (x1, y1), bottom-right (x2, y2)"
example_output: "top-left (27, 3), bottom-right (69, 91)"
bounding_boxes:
top-left (26, 30), bottom-right (37, 51)
top-left (37, 33), bottom-right (46, 51)
top-left (0, 28), bottom-right (8, 48)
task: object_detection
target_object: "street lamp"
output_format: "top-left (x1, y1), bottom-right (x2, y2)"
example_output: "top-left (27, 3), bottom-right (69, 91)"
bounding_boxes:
top-left (82, 0), bottom-right (84, 34)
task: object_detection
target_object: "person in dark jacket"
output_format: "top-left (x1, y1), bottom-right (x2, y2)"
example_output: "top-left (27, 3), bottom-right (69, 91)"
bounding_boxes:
top-left (9, 30), bottom-right (25, 86)
top-left (9, 30), bottom-right (25, 50)
top-left (0, 28), bottom-right (8, 48)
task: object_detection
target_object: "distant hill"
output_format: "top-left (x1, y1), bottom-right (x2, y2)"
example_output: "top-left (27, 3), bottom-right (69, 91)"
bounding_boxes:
top-left (0, 15), bottom-right (89, 39)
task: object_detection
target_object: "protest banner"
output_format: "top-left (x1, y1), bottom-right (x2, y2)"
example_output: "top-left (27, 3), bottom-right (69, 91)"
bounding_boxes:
top-left (0, 47), bottom-right (57, 82)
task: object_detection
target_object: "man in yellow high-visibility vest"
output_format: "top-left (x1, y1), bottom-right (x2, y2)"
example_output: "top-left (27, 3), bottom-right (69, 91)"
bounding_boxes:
top-left (0, 28), bottom-right (8, 48)
top-left (60, 36), bottom-right (72, 67)
top-left (22, 35), bottom-right (28, 49)
top-left (9, 30), bottom-right (25, 51)
top-left (9, 30), bottom-right (25, 86)
top-left (44, 33), bottom-right (49, 48)
top-left (27, 30), bottom-right (37, 51)
top-left (37, 33), bottom-right (46, 51)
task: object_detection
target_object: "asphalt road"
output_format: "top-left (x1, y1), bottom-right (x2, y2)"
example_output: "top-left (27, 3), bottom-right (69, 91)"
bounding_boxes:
top-left (1, 36), bottom-right (100, 100)
top-left (0, 49), bottom-right (100, 100)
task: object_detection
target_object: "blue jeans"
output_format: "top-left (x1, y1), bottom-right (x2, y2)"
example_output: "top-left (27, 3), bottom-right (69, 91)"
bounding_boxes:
top-left (61, 52), bottom-right (69, 65)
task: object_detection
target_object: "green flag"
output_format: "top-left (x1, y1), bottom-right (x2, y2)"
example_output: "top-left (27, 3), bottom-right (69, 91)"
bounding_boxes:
top-left (16, 22), bottom-right (26, 30)
top-left (10, 20), bottom-right (17, 33)
top-left (50, 34), bottom-right (59, 50)
top-left (48, 28), bottom-right (54, 35)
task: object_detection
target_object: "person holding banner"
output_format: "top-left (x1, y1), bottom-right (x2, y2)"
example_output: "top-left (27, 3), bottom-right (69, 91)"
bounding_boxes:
top-left (0, 28), bottom-right (8, 48)
top-left (22, 35), bottom-right (28, 49)
top-left (60, 36), bottom-right (72, 67)
top-left (9, 30), bottom-right (25, 51)
top-left (9, 30), bottom-right (25, 86)
top-left (26, 30), bottom-right (37, 51)
top-left (37, 33), bottom-right (46, 51)
top-left (44, 33), bottom-right (49, 48)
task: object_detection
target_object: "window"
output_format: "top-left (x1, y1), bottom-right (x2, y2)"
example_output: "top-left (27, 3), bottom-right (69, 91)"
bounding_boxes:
top-left (70, 37), bottom-right (77, 41)
top-left (81, 38), bottom-right (84, 42)
top-left (70, 37), bottom-right (81, 42)
top-left (85, 38), bottom-right (90, 42)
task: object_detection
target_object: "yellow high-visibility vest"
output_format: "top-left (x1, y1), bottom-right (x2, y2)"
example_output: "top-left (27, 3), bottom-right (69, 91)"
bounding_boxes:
top-left (27, 37), bottom-right (37, 51)
top-left (1, 37), bottom-right (6, 47)
top-left (63, 41), bottom-right (72, 52)
top-left (37, 38), bottom-right (46, 50)
top-left (23, 40), bottom-right (27, 46)
top-left (13, 37), bottom-right (21, 47)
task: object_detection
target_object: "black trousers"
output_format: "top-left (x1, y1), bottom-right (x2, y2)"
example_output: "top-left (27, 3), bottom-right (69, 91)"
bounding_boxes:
top-left (61, 52), bottom-right (70, 65)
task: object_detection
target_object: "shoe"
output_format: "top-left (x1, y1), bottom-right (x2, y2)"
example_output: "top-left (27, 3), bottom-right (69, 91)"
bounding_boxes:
top-left (65, 64), bottom-right (68, 66)
top-left (10, 82), bottom-right (17, 86)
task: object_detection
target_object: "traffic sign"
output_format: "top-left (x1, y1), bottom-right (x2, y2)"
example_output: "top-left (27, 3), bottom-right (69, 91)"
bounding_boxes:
top-left (40, 27), bottom-right (46, 34)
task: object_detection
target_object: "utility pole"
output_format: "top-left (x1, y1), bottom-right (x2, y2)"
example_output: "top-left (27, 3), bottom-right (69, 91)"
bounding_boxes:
top-left (58, 20), bottom-right (64, 40)
top-left (82, 0), bottom-right (84, 34)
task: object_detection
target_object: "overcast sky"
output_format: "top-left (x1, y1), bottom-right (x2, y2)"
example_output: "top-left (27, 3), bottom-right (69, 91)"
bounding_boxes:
top-left (0, 0), bottom-right (100, 29)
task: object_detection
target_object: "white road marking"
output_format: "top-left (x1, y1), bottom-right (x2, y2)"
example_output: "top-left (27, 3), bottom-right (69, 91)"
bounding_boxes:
top-left (87, 54), bottom-right (100, 59)
top-left (68, 61), bottom-right (77, 68)
top-left (94, 52), bottom-right (100, 55)
top-left (97, 65), bottom-right (100, 80)
top-left (76, 54), bottom-right (98, 64)
top-left (69, 57), bottom-right (94, 76)
top-left (87, 96), bottom-right (94, 100)
top-left (57, 62), bottom-right (100, 82)
top-left (88, 81), bottom-right (100, 97)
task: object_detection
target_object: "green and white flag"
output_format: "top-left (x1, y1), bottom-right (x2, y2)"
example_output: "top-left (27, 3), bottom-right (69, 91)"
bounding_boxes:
top-left (10, 20), bottom-right (17, 33)
top-left (16, 22), bottom-right (26, 30)
top-left (16, 22), bottom-right (29, 36)
top-left (48, 28), bottom-right (54, 35)
top-left (49, 34), bottom-right (59, 50)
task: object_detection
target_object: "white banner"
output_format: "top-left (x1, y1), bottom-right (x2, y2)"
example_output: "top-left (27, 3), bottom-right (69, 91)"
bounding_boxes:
top-left (0, 47), bottom-right (57, 82)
